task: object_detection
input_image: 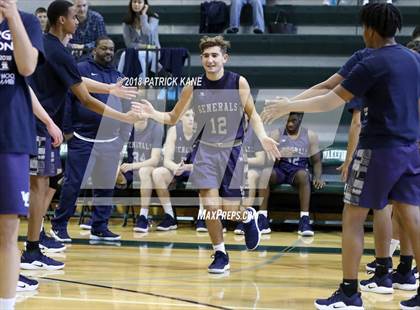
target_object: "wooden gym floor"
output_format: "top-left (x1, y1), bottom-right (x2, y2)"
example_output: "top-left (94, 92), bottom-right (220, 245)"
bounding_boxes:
top-left (15, 219), bottom-right (417, 310)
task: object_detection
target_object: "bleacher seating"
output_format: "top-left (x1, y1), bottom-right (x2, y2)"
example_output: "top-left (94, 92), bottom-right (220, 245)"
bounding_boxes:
top-left (93, 4), bottom-right (416, 89)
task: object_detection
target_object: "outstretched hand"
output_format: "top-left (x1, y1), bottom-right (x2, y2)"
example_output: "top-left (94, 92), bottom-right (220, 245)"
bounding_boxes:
top-left (260, 97), bottom-right (291, 124)
top-left (261, 136), bottom-right (281, 161)
top-left (110, 78), bottom-right (138, 100)
top-left (125, 110), bottom-right (144, 123)
top-left (131, 99), bottom-right (156, 119)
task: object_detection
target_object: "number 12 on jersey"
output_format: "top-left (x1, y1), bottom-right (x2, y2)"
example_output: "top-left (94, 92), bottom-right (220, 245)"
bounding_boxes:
top-left (210, 116), bottom-right (227, 135)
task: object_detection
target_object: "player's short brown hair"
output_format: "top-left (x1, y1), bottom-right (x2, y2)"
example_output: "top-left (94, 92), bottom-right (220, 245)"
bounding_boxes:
top-left (199, 36), bottom-right (230, 54)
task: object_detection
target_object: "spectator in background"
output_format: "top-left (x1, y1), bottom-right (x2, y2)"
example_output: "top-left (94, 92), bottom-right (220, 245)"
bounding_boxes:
top-left (122, 0), bottom-right (160, 49)
top-left (35, 7), bottom-right (48, 32)
top-left (118, 0), bottom-right (161, 78)
top-left (69, 0), bottom-right (107, 55)
top-left (227, 0), bottom-right (265, 34)
top-left (117, 118), bottom-right (164, 233)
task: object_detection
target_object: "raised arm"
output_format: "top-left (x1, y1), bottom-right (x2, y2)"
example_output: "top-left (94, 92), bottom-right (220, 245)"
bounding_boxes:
top-left (82, 77), bottom-right (113, 94)
top-left (133, 85), bottom-right (193, 125)
top-left (2, 3), bottom-right (39, 76)
top-left (81, 77), bottom-right (137, 99)
top-left (291, 74), bottom-right (344, 101)
top-left (262, 85), bottom-right (353, 124)
top-left (70, 82), bottom-right (138, 124)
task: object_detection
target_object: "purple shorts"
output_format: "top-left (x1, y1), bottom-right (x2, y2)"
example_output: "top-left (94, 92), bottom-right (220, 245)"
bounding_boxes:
top-left (0, 153), bottom-right (30, 215)
top-left (30, 134), bottom-right (62, 177)
top-left (344, 144), bottom-right (420, 209)
top-left (273, 161), bottom-right (309, 185)
top-left (189, 144), bottom-right (244, 199)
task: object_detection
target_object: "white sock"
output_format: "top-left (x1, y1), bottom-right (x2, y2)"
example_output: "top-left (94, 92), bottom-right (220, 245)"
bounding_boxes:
top-left (198, 201), bottom-right (205, 216)
top-left (162, 203), bottom-right (174, 218)
top-left (140, 208), bottom-right (149, 218)
top-left (0, 298), bottom-right (16, 310)
top-left (363, 0), bottom-right (369, 5)
top-left (390, 239), bottom-right (400, 256)
top-left (386, 0), bottom-right (392, 3)
top-left (243, 210), bottom-right (253, 223)
top-left (260, 210), bottom-right (268, 218)
top-left (213, 243), bottom-right (226, 254)
top-left (300, 211), bottom-right (309, 218)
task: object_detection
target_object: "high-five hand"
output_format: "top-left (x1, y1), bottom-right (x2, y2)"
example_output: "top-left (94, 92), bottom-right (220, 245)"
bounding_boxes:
top-left (261, 136), bottom-right (281, 161)
top-left (131, 99), bottom-right (156, 119)
top-left (261, 97), bottom-right (291, 124)
top-left (110, 78), bottom-right (138, 100)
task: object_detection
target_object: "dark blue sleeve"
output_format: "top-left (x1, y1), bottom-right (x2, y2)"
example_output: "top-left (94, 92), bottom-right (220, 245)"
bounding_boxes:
top-left (337, 50), bottom-right (364, 78)
top-left (22, 13), bottom-right (45, 65)
top-left (152, 123), bottom-right (164, 148)
top-left (76, 61), bottom-right (90, 77)
top-left (49, 50), bottom-right (82, 89)
top-left (341, 62), bottom-right (376, 98)
top-left (345, 98), bottom-right (362, 113)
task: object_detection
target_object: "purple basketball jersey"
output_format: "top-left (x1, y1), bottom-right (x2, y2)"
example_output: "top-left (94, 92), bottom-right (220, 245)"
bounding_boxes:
top-left (278, 127), bottom-right (310, 168)
top-left (173, 122), bottom-right (195, 163)
top-left (193, 71), bottom-right (245, 144)
top-left (128, 120), bottom-right (163, 162)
